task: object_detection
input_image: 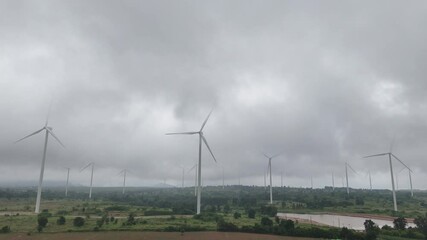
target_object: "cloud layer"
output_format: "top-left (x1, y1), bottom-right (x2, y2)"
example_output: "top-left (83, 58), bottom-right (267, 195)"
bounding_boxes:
top-left (1, 1), bottom-right (426, 190)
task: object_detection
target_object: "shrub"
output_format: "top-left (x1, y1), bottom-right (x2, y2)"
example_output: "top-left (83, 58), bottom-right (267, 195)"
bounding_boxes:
top-left (37, 216), bottom-right (48, 228)
top-left (261, 217), bottom-right (273, 227)
top-left (73, 217), bottom-right (85, 227)
top-left (217, 220), bottom-right (239, 232)
top-left (0, 226), bottom-right (10, 233)
top-left (260, 206), bottom-right (278, 217)
top-left (393, 217), bottom-right (407, 230)
top-left (247, 208), bottom-right (256, 219)
top-left (57, 216), bottom-right (66, 225)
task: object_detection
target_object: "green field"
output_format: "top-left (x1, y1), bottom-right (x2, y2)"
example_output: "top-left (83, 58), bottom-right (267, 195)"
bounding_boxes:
top-left (0, 186), bottom-right (426, 239)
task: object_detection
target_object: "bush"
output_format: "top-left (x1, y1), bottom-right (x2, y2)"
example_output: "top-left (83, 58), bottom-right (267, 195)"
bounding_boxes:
top-left (57, 216), bottom-right (66, 225)
top-left (0, 226), bottom-right (10, 233)
top-left (260, 206), bottom-right (278, 217)
top-left (393, 217), bottom-right (407, 230)
top-left (37, 216), bottom-right (48, 228)
top-left (261, 217), bottom-right (273, 227)
top-left (73, 217), bottom-right (85, 227)
top-left (217, 220), bottom-right (239, 232)
top-left (248, 208), bottom-right (256, 219)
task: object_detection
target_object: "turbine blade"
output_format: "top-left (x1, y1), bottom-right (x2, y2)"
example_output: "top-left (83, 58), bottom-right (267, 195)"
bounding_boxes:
top-left (397, 167), bottom-right (406, 174)
top-left (363, 153), bottom-right (389, 158)
top-left (272, 152), bottom-right (282, 159)
top-left (188, 164), bottom-right (197, 173)
top-left (200, 109), bottom-right (213, 131)
top-left (262, 153), bottom-right (271, 159)
top-left (165, 131), bottom-right (199, 135)
top-left (15, 128), bottom-right (45, 143)
top-left (117, 169), bottom-right (125, 176)
top-left (347, 163), bottom-right (358, 175)
top-left (391, 154), bottom-right (412, 172)
top-left (80, 162), bottom-right (92, 172)
top-left (47, 128), bottom-right (65, 148)
top-left (201, 135), bottom-right (216, 162)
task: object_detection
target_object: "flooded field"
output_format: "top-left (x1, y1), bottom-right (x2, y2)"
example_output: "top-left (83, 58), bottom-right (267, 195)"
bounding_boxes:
top-left (277, 213), bottom-right (416, 230)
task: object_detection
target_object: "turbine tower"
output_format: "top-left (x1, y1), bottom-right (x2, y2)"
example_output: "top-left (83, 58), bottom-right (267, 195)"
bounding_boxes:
top-left (263, 153), bottom-right (281, 204)
top-left (15, 116), bottom-right (65, 213)
top-left (80, 162), bottom-right (95, 199)
top-left (166, 110), bottom-right (217, 214)
top-left (363, 152), bottom-right (412, 211)
top-left (64, 167), bottom-right (70, 197)
top-left (332, 172), bottom-right (335, 191)
top-left (118, 169), bottom-right (127, 194)
top-left (345, 162), bottom-right (357, 196)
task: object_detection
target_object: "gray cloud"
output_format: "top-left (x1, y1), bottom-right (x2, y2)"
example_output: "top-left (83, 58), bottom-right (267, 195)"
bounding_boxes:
top-left (1, 0), bottom-right (426, 190)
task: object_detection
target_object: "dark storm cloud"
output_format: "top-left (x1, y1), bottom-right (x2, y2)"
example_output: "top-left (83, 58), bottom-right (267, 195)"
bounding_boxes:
top-left (1, 0), bottom-right (426, 189)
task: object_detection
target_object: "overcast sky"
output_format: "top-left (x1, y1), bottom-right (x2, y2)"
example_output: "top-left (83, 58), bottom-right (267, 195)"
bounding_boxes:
top-left (1, 1), bottom-right (427, 190)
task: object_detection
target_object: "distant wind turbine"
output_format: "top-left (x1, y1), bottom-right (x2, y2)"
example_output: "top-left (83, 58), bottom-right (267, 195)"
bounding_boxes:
top-left (64, 167), bottom-right (70, 197)
top-left (166, 110), bottom-right (217, 214)
top-left (15, 114), bottom-right (65, 213)
top-left (281, 172), bottom-right (283, 188)
top-left (363, 152), bottom-right (412, 211)
top-left (263, 153), bottom-right (281, 204)
top-left (118, 169), bottom-right (128, 194)
top-left (345, 162), bottom-right (358, 196)
top-left (80, 162), bottom-right (95, 199)
top-left (188, 164), bottom-right (198, 196)
top-left (332, 172), bottom-right (335, 191)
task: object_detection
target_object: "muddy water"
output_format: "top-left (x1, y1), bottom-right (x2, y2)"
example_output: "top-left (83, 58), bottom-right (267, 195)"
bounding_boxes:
top-left (277, 213), bottom-right (415, 230)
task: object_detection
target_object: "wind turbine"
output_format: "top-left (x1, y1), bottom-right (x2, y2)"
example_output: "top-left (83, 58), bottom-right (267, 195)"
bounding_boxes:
top-left (80, 162), bottom-right (94, 199)
top-left (310, 176), bottom-right (313, 189)
top-left (118, 169), bottom-right (128, 194)
top-left (188, 164), bottom-right (198, 196)
top-left (367, 171), bottom-right (372, 191)
top-left (222, 165), bottom-right (225, 189)
top-left (281, 171), bottom-right (283, 188)
top-left (332, 172), bottom-right (335, 191)
top-left (263, 153), bottom-right (281, 204)
top-left (64, 167), bottom-right (70, 197)
top-left (363, 152), bottom-right (412, 211)
top-left (15, 116), bottom-right (65, 213)
top-left (345, 162), bottom-right (358, 196)
top-left (166, 110), bottom-right (217, 214)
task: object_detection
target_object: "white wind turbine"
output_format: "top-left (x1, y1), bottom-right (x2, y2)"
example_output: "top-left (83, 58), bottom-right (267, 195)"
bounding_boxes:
top-left (363, 152), bottom-right (411, 211)
top-left (332, 172), bottom-right (335, 191)
top-left (345, 162), bottom-right (358, 196)
top-left (15, 116), bottom-right (65, 213)
top-left (188, 163), bottom-right (198, 196)
top-left (263, 153), bottom-right (281, 204)
top-left (64, 167), bottom-right (70, 197)
top-left (118, 169), bottom-right (128, 194)
top-left (166, 110), bottom-right (217, 214)
top-left (80, 162), bottom-right (95, 199)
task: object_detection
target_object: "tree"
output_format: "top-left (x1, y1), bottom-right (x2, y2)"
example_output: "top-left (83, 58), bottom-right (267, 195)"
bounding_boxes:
top-left (126, 213), bottom-right (136, 225)
top-left (0, 226), bottom-right (10, 233)
top-left (393, 217), bottom-right (407, 230)
top-left (248, 209), bottom-right (256, 219)
top-left (73, 217), bottom-right (85, 227)
top-left (56, 216), bottom-right (66, 225)
top-left (233, 212), bottom-right (241, 219)
top-left (414, 213), bottom-right (427, 238)
top-left (37, 216), bottom-right (48, 228)
top-left (261, 217), bottom-right (273, 227)
top-left (364, 219), bottom-right (380, 240)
